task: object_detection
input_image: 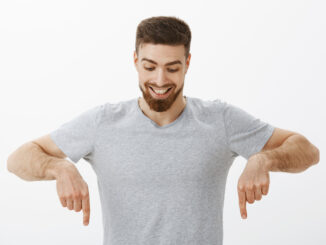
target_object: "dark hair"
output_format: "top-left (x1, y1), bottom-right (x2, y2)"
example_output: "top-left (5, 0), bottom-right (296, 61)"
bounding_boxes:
top-left (135, 16), bottom-right (192, 60)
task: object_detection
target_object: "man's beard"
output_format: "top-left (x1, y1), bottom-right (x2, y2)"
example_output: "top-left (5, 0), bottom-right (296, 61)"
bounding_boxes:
top-left (139, 82), bottom-right (184, 112)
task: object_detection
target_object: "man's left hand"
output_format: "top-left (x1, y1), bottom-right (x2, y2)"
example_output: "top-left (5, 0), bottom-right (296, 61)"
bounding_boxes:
top-left (237, 154), bottom-right (270, 219)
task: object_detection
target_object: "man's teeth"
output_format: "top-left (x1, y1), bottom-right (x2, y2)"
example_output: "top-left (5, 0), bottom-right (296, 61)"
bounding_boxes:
top-left (152, 87), bottom-right (171, 94)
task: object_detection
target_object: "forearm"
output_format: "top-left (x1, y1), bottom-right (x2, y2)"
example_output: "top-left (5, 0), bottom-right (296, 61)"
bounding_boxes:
top-left (7, 142), bottom-right (73, 181)
top-left (257, 135), bottom-right (320, 173)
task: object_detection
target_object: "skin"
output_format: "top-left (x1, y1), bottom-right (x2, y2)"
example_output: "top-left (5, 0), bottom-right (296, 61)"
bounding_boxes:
top-left (238, 133), bottom-right (320, 219)
top-left (133, 43), bottom-right (191, 127)
top-left (7, 141), bottom-right (91, 226)
top-left (54, 161), bottom-right (91, 226)
top-left (237, 154), bottom-right (270, 219)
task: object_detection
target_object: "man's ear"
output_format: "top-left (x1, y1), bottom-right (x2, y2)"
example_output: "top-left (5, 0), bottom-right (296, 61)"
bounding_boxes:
top-left (133, 51), bottom-right (138, 70)
top-left (186, 53), bottom-right (191, 66)
top-left (185, 53), bottom-right (191, 73)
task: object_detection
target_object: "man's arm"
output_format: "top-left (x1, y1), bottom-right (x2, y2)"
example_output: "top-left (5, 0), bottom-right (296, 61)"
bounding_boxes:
top-left (7, 134), bottom-right (91, 226)
top-left (237, 128), bottom-right (320, 219)
top-left (7, 134), bottom-right (72, 181)
top-left (256, 128), bottom-right (320, 173)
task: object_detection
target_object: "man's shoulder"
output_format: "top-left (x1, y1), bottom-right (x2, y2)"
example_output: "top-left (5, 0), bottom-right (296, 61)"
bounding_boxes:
top-left (97, 97), bottom-right (136, 120)
top-left (189, 96), bottom-right (226, 113)
top-left (101, 97), bottom-right (135, 111)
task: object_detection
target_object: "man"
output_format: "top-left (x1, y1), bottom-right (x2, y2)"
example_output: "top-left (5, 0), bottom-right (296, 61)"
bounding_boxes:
top-left (7, 16), bottom-right (319, 245)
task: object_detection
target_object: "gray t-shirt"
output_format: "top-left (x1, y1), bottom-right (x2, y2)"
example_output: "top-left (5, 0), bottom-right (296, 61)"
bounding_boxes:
top-left (50, 96), bottom-right (274, 245)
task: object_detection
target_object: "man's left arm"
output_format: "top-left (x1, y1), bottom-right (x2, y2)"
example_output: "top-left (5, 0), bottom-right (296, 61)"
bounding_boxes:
top-left (257, 128), bottom-right (320, 173)
top-left (237, 127), bottom-right (320, 219)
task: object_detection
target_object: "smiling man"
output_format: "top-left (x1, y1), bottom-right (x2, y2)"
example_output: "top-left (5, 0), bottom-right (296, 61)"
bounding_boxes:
top-left (136, 43), bottom-right (188, 126)
top-left (7, 16), bottom-right (320, 245)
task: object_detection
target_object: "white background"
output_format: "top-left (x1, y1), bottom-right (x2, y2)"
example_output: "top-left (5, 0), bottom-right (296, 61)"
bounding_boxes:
top-left (1, 0), bottom-right (325, 244)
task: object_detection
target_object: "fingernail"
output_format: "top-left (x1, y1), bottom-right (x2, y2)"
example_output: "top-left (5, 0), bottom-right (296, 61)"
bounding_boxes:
top-left (242, 214), bottom-right (247, 219)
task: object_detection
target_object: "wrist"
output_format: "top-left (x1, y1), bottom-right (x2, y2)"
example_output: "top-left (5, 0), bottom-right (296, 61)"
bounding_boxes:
top-left (45, 158), bottom-right (74, 180)
top-left (253, 151), bottom-right (274, 172)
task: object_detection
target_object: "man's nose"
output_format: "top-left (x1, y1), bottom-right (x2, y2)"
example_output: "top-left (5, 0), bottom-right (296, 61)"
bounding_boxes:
top-left (154, 68), bottom-right (168, 87)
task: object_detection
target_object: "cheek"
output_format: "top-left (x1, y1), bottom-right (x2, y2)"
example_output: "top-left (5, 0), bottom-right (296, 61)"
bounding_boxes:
top-left (139, 70), bottom-right (151, 79)
top-left (138, 73), bottom-right (149, 85)
top-left (139, 78), bottom-right (150, 90)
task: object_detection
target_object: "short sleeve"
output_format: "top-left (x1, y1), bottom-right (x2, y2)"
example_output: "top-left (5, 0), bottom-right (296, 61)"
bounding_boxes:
top-left (49, 105), bottom-right (103, 163)
top-left (222, 101), bottom-right (275, 160)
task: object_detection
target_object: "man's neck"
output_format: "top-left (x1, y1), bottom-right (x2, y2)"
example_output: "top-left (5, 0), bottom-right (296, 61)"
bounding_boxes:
top-left (138, 95), bottom-right (187, 127)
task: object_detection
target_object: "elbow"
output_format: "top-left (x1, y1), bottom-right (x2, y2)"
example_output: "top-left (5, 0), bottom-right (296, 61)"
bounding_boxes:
top-left (298, 136), bottom-right (320, 168)
top-left (301, 135), bottom-right (320, 166)
top-left (312, 146), bottom-right (320, 165)
top-left (7, 153), bottom-right (16, 173)
top-left (6, 142), bottom-right (30, 174)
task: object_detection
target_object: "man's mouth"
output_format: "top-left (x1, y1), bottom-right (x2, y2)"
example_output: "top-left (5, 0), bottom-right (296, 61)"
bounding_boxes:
top-left (149, 86), bottom-right (173, 98)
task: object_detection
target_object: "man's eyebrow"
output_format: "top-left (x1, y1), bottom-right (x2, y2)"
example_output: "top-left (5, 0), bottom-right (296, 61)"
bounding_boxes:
top-left (141, 58), bottom-right (182, 66)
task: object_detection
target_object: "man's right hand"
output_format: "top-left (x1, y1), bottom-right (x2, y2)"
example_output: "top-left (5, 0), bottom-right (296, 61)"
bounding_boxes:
top-left (55, 162), bottom-right (90, 226)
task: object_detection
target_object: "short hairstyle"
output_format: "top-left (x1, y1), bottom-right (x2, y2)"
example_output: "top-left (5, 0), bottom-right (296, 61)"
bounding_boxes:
top-left (135, 16), bottom-right (192, 60)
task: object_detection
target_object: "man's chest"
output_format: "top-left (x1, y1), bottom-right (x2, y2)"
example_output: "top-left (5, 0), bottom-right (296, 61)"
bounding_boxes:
top-left (92, 125), bottom-right (231, 187)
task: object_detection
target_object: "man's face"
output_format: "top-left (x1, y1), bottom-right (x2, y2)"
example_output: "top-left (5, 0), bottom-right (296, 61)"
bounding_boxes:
top-left (134, 43), bottom-right (191, 112)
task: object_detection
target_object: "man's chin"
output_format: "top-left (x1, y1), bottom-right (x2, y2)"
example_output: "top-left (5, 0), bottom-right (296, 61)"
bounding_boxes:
top-left (139, 83), bottom-right (184, 112)
top-left (146, 95), bottom-right (173, 112)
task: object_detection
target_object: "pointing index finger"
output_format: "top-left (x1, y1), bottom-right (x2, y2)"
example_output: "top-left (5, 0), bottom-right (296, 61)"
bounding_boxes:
top-left (238, 189), bottom-right (247, 219)
top-left (82, 196), bottom-right (90, 226)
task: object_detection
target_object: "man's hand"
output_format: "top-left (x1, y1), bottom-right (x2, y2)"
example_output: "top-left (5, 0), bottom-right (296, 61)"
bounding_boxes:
top-left (237, 154), bottom-right (270, 219)
top-left (55, 162), bottom-right (90, 226)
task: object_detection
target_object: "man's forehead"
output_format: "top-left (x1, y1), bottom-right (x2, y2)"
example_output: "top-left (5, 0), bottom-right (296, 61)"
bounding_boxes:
top-left (138, 43), bottom-right (185, 63)
top-left (140, 42), bottom-right (184, 51)
top-left (141, 57), bottom-right (182, 66)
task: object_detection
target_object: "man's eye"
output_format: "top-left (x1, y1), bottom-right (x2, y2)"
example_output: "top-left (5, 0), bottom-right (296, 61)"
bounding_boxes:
top-left (144, 67), bottom-right (179, 73)
top-left (167, 68), bottom-right (179, 73)
top-left (144, 67), bottom-right (154, 71)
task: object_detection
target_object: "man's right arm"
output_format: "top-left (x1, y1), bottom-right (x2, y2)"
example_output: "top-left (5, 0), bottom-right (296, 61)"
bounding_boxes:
top-left (7, 134), bottom-right (91, 226)
top-left (7, 134), bottom-right (74, 181)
